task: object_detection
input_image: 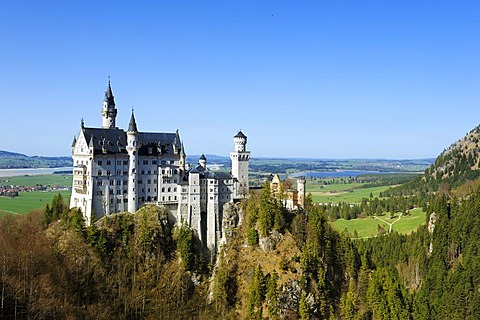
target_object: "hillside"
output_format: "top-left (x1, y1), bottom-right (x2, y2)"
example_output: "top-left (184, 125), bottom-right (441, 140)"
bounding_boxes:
top-left (0, 150), bottom-right (72, 169)
top-left (385, 125), bottom-right (480, 197)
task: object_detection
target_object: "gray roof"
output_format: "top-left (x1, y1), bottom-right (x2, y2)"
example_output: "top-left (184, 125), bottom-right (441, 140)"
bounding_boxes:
top-left (81, 127), bottom-right (178, 157)
top-left (128, 113), bottom-right (138, 132)
top-left (199, 154), bottom-right (207, 161)
top-left (82, 127), bottom-right (127, 155)
top-left (234, 130), bottom-right (246, 139)
top-left (103, 82), bottom-right (116, 106)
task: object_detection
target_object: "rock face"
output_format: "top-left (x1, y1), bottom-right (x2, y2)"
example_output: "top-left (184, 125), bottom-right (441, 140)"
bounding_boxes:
top-left (222, 202), bottom-right (239, 242)
top-left (259, 230), bottom-right (282, 253)
top-left (279, 280), bottom-right (302, 317)
top-left (428, 212), bottom-right (437, 234)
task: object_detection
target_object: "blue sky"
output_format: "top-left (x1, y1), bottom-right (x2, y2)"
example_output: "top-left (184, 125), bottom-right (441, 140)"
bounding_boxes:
top-left (1, 1), bottom-right (479, 159)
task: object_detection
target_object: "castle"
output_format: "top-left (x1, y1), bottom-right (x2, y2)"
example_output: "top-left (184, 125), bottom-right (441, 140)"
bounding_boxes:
top-left (70, 82), bottom-right (250, 253)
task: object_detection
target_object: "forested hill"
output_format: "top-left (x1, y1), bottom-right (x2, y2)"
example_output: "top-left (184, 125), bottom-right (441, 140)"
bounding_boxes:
top-left (0, 150), bottom-right (72, 168)
top-left (387, 125), bottom-right (480, 196)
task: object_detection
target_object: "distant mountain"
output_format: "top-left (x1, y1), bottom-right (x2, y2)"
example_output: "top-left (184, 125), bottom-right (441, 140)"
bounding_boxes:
top-left (0, 150), bottom-right (72, 169)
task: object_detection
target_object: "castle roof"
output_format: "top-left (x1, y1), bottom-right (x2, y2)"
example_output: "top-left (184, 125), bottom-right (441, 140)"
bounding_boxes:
top-left (128, 113), bottom-right (138, 132)
top-left (199, 154), bottom-right (206, 161)
top-left (82, 127), bottom-right (127, 155)
top-left (81, 127), bottom-right (178, 156)
top-left (104, 81), bottom-right (116, 106)
top-left (234, 130), bottom-right (246, 139)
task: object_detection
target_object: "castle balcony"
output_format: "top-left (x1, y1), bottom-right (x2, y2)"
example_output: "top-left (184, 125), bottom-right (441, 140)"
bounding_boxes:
top-left (145, 199), bottom-right (179, 206)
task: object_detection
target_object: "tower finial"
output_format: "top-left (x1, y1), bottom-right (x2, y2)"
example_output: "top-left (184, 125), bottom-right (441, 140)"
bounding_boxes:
top-left (81, 118), bottom-right (84, 128)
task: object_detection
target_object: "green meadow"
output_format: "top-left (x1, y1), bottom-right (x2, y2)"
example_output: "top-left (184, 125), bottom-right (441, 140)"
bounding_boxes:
top-left (331, 207), bottom-right (426, 238)
top-left (308, 183), bottom-right (391, 203)
top-left (0, 174), bottom-right (72, 215)
top-left (0, 190), bottom-right (71, 215)
top-left (1, 174), bottom-right (72, 187)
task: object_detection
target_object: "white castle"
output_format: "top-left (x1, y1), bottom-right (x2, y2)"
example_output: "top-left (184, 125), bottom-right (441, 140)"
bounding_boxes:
top-left (70, 82), bottom-right (250, 253)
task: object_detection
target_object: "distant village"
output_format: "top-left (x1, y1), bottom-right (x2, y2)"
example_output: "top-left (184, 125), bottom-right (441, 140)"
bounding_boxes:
top-left (0, 179), bottom-right (70, 198)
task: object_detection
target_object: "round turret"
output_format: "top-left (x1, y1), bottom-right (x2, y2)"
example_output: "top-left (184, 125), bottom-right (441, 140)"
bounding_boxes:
top-left (234, 130), bottom-right (247, 152)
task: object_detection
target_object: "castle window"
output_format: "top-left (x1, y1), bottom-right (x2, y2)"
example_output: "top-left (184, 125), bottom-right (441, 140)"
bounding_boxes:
top-left (97, 180), bottom-right (102, 186)
top-left (138, 179), bottom-right (143, 184)
top-left (141, 197), bottom-right (145, 202)
top-left (141, 170), bottom-right (145, 175)
top-left (97, 191), bottom-right (103, 195)
top-left (152, 160), bottom-right (157, 165)
top-left (142, 188), bottom-right (144, 192)
top-left (110, 190), bottom-right (114, 195)
top-left (143, 160), bottom-right (148, 165)
top-left (147, 179), bottom-right (151, 184)
top-left (110, 180), bottom-right (114, 186)
top-left (117, 170), bottom-right (121, 175)
top-left (124, 199), bottom-right (128, 203)
top-left (162, 187), bottom-right (165, 192)
top-left (117, 180), bottom-right (121, 185)
top-left (162, 196), bottom-right (165, 201)
top-left (123, 189), bottom-right (127, 194)
top-left (107, 171), bottom-right (111, 176)
top-left (174, 179), bottom-right (177, 183)
top-left (174, 187), bottom-right (177, 192)
top-left (154, 179), bottom-right (157, 184)
top-left (116, 190), bottom-right (121, 195)
top-left (98, 160), bottom-right (103, 165)
top-left (148, 170), bottom-right (151, 174)
top-left (110, 199), bottom-right (113, 204)
top-left (168, 187), bottom-right (171, 192)
top-left (154, 188), bottom-right (156, 192)
top-left (162, 169), bottom-right (165, 174)
top-left (123, 171), bottom-right (127, 176)
top-left (117, 160), bottom-right (122, 165)
top-left (106, 160), bottom-right (111, 165)
top-left (98, 170), bottom-right (102, 176)
top-left (147, 196), bottom-right (151, 201)
top-left (154, 196), bottom-right (157, 201)
top-left (174, 169), bottom-right (178, 174)
top-left (123, 160), bottom-right (128, 165)
top-left (174, 196), bottom-right (177, 200)
top-left (117, 199), bottom-right (122, 203)
top-left (148, 188), bottom-right (150, 192)
top-left (168, 196), bottom-right (171, 200)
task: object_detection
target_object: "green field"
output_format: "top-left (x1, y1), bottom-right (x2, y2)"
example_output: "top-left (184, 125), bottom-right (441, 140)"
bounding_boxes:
top-left (0, 190), bottom-right (71, 215)
top-left (1, 174), bottom-right (72, 187)
top-left (331, 208), bottom-right (426, 238)
top-left (309, 184), bottom-right (391, 203)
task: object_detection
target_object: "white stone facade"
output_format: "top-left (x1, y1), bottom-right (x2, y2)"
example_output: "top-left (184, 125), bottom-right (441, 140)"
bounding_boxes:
top-left (70, 82), bottom-right (250, 253)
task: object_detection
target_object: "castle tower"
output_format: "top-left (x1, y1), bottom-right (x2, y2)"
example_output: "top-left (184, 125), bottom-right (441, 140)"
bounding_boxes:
top-left (230, 130), bottom-right (250, 198)
top-left (180, 141), bottom-right (186, 172)
top-left (297, 178), bottom-right (306, 208)
top-left (199, 154), bottom-right (207, 169)
top-left (126, 111), bottom-right (138, 213)
top-left (101, 80), bottom-right (118, 129)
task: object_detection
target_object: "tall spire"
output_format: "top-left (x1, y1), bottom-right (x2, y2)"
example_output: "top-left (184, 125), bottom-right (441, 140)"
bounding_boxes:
top-left (128, 109), bottom-right (138, 132)
top-left (101, 78), bottom-right (118, 129)
top-left (104, 79), bottom-right (115, 106)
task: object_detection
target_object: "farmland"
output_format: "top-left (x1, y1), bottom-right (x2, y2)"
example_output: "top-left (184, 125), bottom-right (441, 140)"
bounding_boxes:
top-left (0, 190), bottom-right (71, 215)
top-left (331, 207), bottom-right (426, 238)
top-left (306, 178), bottom-right (393, 204)
top-left (0, 174), bottom-right (72, 215)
